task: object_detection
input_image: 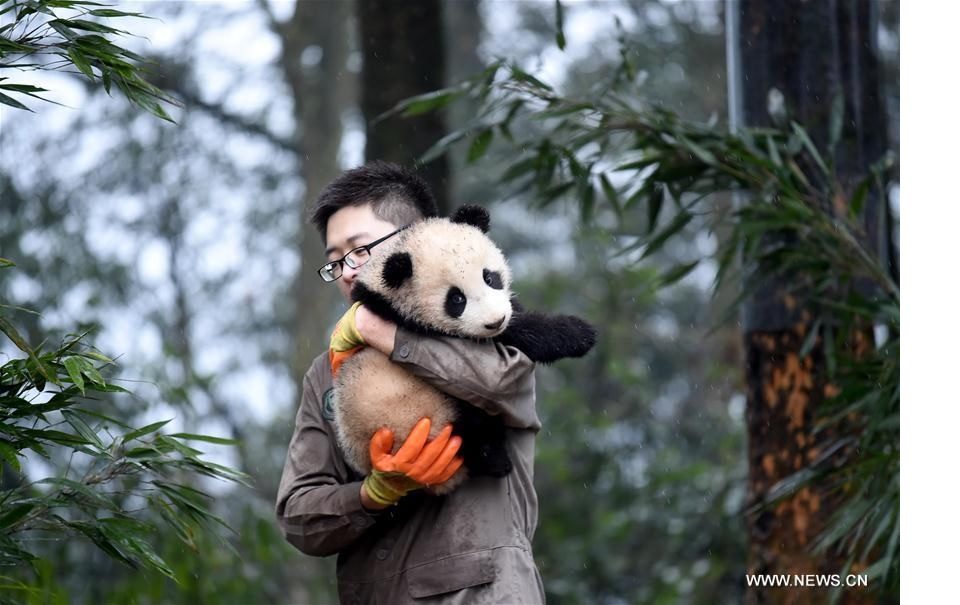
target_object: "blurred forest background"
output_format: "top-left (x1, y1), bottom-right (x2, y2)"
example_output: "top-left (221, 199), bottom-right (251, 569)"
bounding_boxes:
top-left (0, 1), bottom-right (899, 604)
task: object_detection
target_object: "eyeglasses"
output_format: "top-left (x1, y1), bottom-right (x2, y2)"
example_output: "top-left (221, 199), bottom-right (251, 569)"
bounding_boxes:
top-left (317, 226), bottom-right (407, 282)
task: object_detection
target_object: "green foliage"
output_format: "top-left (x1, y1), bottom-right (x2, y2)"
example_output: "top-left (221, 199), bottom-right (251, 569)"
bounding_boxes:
top-left (523, 238), bottom-right (747, 603)
top-left (0, 261), bottom-right (248, 601)
top-left (27, 500), bottom-right (317, 605)
top-left (0, 0), bottom-right (177, 120)
top-left (402, 46), bottom-right (898, 597)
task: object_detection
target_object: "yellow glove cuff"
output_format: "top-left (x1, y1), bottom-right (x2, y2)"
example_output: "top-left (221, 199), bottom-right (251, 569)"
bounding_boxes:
top-left (363, 470), bottom-right (421, 506)
top-left (330, 302), bottom-right (366, 352)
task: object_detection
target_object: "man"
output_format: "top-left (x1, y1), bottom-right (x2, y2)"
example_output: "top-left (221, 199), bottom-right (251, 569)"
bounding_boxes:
top-left (276, 161), bottom-right (545, 604)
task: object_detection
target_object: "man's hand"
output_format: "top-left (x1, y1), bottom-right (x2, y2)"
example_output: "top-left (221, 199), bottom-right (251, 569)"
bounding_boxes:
top-left (354, 305), bottom-right (397, 356)
top-left (360, 418), bottom-right (464, 508)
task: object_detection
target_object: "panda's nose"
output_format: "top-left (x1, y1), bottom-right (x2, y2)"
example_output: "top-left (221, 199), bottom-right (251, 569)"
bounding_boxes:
top-left (484, 316), bottom-right (506, 330)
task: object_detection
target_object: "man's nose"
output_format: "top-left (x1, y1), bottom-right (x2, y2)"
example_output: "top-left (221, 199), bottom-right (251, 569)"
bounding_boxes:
top-left (342, 264), bottom-right (360, 282)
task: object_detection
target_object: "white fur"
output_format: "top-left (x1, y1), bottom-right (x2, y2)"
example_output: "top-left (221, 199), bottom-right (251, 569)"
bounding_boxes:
top-left (333, 218), bottom-right (513, 494)
top-left (366, 219), bottom-right (513, 338)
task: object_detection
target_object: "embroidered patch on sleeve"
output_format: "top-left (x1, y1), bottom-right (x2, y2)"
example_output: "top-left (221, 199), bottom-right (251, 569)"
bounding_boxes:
top-left (321, 388), bottom-right (336, 422)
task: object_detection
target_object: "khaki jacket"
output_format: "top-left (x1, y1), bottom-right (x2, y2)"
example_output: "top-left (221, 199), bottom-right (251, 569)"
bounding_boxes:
top-left (276, 328), bottom-right (545, 604)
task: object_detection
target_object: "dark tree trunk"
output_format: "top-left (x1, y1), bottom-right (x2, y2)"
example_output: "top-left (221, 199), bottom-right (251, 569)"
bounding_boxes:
top-left (358, 0), bottom-right (450, 213)
top-left (733, 1), bottom-right (889, 603)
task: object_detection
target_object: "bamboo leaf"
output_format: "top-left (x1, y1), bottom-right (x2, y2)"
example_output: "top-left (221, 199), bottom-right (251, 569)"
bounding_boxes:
top-left (65, 520), bottom-right (137, 567)
top-left (578, 177), bottom-right (595, 223)
top-left (0, 83), bottom-right (47, 94)
top-left (799, 318), bottom-right (822, 358)
top-left (63, 356), bottom-right (86, 395)
top-left (0, 318), bottom-right (55, 385)
top-left (613, 157), bottom-right (662, 172)
top-left (38, 478), bottom-right (115, 509)
top-left (501, 156), bottom-right (538, 183)
top-left (508, 65), bottom-right (552, 92)
top-left (0, 92), bottom-right (31, 111)
top-left (0, 503), bottom-right (35, 530)
top-left (419, 129), bottom-right (468, 164)
top-left (599, 174), bottom-right (621, 220)
top-left (647, 184), bottom-right (664, 234)
top-left (0, 440), bottom-right (23, 473)
top-left (168, 433), bottom-right (238, 446)
top-left (658, 261), bottom-right (699, 287)
top-left (554, 0), bottom-right (566, 50)
top-left (31, 429), bottom-right (94, 449)
top-left (679, 135), bottom-right (717, 165)
top-left (66, 48), bottom-right (96, 79)
top-left (766, 135), bottom-right (782, 167)
top-left (849, 178), bottom-right (870, 219)
top-left (77, 358), bottom-right (106, 387)
top-left (467, 129), bottom-right (493, 163)
top-left (392, 89), bottom-right (460, 119)
top-left (52, 18), bottom-right (125, 36)
top-left (640, 209), bottom-right (694, 260)
top-left (61, 410), bottom-right (103, 449)
top-left (88, 9), bottom-right (146, 18)
top-left (537, 180), bottom-right (576, 206)
top-left (536, 102), bottom-right (594, 119)
top-left (78, 349), bottom-right (115, 364)
top-left (0, 316), bottom-right (32, 354)
top-left (122, 419), bottom-right (172, 444)
top-left (791, 121), bottom-right (829, 175)
top-left (70, 407), bottom-right (129, 428)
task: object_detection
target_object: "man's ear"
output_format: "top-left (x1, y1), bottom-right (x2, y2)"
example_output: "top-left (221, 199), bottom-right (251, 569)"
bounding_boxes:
top-left (382, 252), bottom-right (413, 288)
top-left (451, 205), bottom-right (490, 233)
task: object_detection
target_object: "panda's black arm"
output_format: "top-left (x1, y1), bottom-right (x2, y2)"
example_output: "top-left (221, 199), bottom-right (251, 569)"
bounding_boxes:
top-left (497, 310), bottom-right (598, 364)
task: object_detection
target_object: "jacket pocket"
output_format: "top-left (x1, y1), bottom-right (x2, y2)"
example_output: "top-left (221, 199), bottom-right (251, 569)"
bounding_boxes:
top-left (406, 549), bottom-right (496, 599)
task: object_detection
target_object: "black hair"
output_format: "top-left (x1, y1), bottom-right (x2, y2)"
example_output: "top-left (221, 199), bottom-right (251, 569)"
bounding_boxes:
top-left (310, 161), bottom-right (439, 241)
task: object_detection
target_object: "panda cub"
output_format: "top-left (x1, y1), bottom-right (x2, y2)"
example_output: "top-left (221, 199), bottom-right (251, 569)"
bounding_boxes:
top-left (332, 205), bottom-right (596, 493)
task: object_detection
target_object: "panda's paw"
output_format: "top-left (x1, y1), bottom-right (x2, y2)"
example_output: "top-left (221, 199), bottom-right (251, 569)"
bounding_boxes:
top-left (558, 315), bottom-right (598, 358)
top-left (502, 311), bottom-right (597, 363)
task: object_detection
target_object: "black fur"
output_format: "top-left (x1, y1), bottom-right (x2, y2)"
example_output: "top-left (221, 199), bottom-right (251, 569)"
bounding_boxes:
top-left (352, 282), bottom-right (453, 337)
top-left (445, 287), bottom-right (467, 318)
top-left (451, 205), bottom-right (490, 233)
top-left (498, 299), bottom-right (598, 363)
top-left (382, 252), bottom-right (413, 289)
top-left (483, 269), bottom-right (503, 290)
top-left (451, 401), bottom-right (512, 478)
top-left (351, 282), bottom-right (409, 327)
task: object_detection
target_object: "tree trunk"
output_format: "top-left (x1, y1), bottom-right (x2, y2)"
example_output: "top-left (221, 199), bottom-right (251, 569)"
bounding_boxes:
top-left (275, 0), bottom-right (355, 387)
top-left (442, 0), bottom-right (485, 206)
top-left (731, 1), bottom-right (888, 603)
top-left (358, 0), bottom-right (450, 213)
top-left (271, 1), bottom-right (354, 602)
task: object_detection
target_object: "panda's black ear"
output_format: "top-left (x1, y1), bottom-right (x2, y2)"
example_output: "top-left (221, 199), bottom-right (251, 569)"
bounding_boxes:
top-left (451, 205), bottom-right (490, 233)
top-left (382, 252), bottom-right (413, 289)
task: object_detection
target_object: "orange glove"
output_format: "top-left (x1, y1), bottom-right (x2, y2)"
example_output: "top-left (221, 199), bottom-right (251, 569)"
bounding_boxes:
top-left (362, 418), bottom-right (464, 506)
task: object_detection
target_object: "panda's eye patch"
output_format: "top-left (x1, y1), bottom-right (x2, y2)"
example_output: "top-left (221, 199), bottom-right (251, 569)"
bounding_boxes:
top-left (445, 287), bottom-right (467, 318)
top-left (483, 269), bottom-right (503, 290)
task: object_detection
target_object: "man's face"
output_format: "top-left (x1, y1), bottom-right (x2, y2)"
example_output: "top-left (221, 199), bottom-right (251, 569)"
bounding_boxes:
top-left (325, 203), bottom-right (400, 301)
